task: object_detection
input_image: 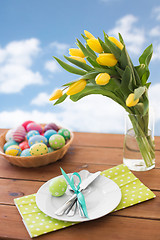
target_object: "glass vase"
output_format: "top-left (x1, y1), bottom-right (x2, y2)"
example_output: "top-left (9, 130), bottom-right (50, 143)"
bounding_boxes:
top-left (123, 110), bottom-right (155, 171)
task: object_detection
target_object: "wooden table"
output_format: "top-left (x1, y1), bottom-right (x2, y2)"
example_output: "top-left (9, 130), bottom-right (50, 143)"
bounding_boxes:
top-left (0, 129), bottom-right (160, 240)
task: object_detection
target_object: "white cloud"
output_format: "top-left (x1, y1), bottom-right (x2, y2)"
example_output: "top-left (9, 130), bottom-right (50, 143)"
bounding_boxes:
top-left (149, 26), bottom-right (160, 37)
top-left (0, 38), bottom-right (44, 93)
top-left (149, 83), bottom-right (160, 122)
top-left (49, 41), bottom-right (70, 55)
top-left (1, 83), bottom-right (160, 135)
top-left (152, 44), bottom-right (160, 60)
top-left (1, 94), bottom-right (124, 133)
top-left (44, 60), bottom-right (60, 73)
top-left (152, 6), bottom-right (160, 21)
top-left (31, 92), bottom-right (51, 106)
top-left (108, 14), bottom-right (145, 55)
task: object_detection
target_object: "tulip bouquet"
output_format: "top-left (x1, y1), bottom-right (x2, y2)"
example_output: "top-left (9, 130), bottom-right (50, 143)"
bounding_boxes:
top-left (49, 30), bottom-right (155, 169)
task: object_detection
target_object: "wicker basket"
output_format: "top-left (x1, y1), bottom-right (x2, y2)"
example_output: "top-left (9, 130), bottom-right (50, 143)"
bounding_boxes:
top-left (0, 129), bottom-right (74, 168)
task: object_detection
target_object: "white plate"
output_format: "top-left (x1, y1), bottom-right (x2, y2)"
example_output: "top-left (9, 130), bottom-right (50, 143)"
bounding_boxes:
top-left (36, 170), bottom-right (121, 222)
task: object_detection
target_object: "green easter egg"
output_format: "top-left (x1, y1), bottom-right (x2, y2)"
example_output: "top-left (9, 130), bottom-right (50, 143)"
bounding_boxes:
top-left (30, 143), bottom-right (48, 156)
top-left (49, 177), bottom-right (67, 197)
top-left (49, 134), bottom-right (65, 150)
top-left (58, 128), bottom-right (71, 140)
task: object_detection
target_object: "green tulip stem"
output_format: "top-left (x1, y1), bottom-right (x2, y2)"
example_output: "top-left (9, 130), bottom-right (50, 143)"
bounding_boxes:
top-left (128, 113), bottom-right (155, 168)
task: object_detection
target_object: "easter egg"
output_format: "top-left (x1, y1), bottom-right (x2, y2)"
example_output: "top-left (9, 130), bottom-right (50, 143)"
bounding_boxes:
top-left (19, 141), bottom-right (30, 151)
top-left (30, 143), bottom-right (48, 156)
top-left (3, 140), bottom-right (19, 152)
top-left (49, 177), bottom-right (67, 196)
top-left (22, 120), bottom-right (34, 130)
top-left (20, 149), bottom-right (32, 157)
top-left (5, 129), bottom-right (15, 142)
top-left (5, 145), bottom-right (22, 156)
top-left (44, 123), bottom-right (59, 132)
top-left (26, 130), bottom-right (40, 140)
top-left (44, 129), bottom-right (57, 141)
top-left (48, 147), bottom-right (54, 153)
top-left (58, 128), bottom-right (71, 140)
top-left (49, 134), bottom-right (65, 150)
top-left (13, 126), bottom-right (26, 142)
top-left (28, 135), bottom-right (48, 147)
top-left (26, 123), bottom-right (43, 134)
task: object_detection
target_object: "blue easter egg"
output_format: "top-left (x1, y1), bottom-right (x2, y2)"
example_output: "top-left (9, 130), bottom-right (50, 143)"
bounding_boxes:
top-left (3, 140), bottom-right (19, 152)
top-left (20, 149), bottom-right (32, 157)
top-left (26, 130), bottom-right (40, 140)
top-left (28, 135), bottom-right (48, 147)
top-left (44, 129), bottom-right (57, 141)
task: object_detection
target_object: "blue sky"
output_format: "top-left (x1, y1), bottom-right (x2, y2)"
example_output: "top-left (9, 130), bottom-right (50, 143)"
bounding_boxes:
top-left (0, 0), bottom-right (160, 135)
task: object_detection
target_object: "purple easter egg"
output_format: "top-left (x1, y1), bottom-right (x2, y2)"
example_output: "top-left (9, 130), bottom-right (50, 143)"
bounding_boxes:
top-left (44, 123), bottom-right (59, 132)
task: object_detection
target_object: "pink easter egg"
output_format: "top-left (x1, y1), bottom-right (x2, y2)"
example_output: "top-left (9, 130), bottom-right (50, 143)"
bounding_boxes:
top-left (26, 122), bottom-right (43, 134)
top-left (22, 120), bottom-right (34, 130)
top-left (13, 126), bottom-right (26, 143)
top-left (19, 141), bottom-right (30, 151)
top-left (44, 123), bottom-right (59, 132)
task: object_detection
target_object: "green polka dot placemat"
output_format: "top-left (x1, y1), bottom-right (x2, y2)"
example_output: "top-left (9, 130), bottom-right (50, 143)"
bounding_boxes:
top-left (14, 164), bottom-right (156, 238)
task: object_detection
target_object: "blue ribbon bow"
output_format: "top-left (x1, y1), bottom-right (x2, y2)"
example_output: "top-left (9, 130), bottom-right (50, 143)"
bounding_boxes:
top-left (60, 168), bottom-right (89, 218)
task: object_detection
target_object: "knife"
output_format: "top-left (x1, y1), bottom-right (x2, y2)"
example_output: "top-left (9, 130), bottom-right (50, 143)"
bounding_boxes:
top-left (55, 171), bottom-right (101, 216)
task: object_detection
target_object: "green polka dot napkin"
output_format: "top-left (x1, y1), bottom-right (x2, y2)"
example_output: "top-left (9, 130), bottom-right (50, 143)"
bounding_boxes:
top-left (14, 164), bottom-right (156, 238)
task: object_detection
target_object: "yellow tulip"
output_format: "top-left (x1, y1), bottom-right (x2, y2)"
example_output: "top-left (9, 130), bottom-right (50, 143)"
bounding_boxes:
top-left (66, 79), bottom-right (87, 96)
top-left (49, 89), bottom-right (63, 101)
top-left (84, 30), bottom-right (95, 39)
top-left (70, 56), bottom-right (86, 63)
top-left (96, 53), bottom-right (118, 67)
top-left (108, 36), bottom-right (124, 50)
top-left (87, 38), bottom-right (103, 53)
top-left (69, 48), bottom-right (85, 58)
top-left (95, 73), bottom-right (110, 85)
top-left (126, 93), bottom-right (139, 107)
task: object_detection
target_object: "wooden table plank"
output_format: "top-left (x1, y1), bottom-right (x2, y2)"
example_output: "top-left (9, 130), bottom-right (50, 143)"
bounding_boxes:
top-left (0, 157), bottom-right (160, 190)
top-left (0, 178), bottom-right (159, 221)
top-left (1, 128), bottom-right (160, 150)
top-left (0, 130), bottom-right (160, 240)
top-left (0, 205), bottom-right (160, 240)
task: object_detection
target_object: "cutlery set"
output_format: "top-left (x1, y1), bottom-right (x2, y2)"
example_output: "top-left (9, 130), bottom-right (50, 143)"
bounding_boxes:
top-left (55, 171), bottom-right (101, 218)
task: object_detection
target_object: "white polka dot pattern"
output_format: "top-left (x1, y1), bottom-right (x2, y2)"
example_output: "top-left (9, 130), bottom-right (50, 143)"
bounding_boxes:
top-left (14, 164), bottom-right (156, 238)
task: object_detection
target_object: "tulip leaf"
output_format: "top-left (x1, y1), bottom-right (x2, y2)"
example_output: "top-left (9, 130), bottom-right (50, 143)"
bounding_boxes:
top-left (54, 57), bottom-right (87, 75)
top-left (70, 84), bottom-right (121, 104)
top-left (134, 86), bottom-right (146, 101)
top-left (62, 80), bottom-right (78, 87)
top-left (115, 66), bottom-right (124, 77)
top-left (119, 46), bottom-right (130, 69)
top-left (120, 66), bottom-right (133, 96)
top-left (76, 39), bottom-right (96, 60)
top-left (54, 93), bottom-right (68, 105)
top-left (143, 94), bottom-right (149, 115)
top-left (79, 71), bottom-right (99, 80)
top-left (64, 55), bottom-right (93, 71)
top-left (98, 38), bottom-right (111, 53)
top-left (141, 71), bottom-right (150, 85)
top-left (94, 67), bottom-right (118, 76)
top-left (81, 34), bottom-right (89, 40)
top-left (86, 45), bottom-right (97, 58)
top-left (145, 82), bottom-right (151, 89)
top-left (139, 44), bottom-right (153, 67)
top-left (86, 56), bottom-right (101, 68)
top-left (104, 36), bottom-right (121, 60)
top-left (135, 64), bottom-right (146, 79)
top-left (118, 33), bottom-right (125, 45)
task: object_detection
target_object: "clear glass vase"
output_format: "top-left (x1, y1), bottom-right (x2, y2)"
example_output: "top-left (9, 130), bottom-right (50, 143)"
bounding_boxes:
top-left (123, 110), bottom-right (155, 171)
